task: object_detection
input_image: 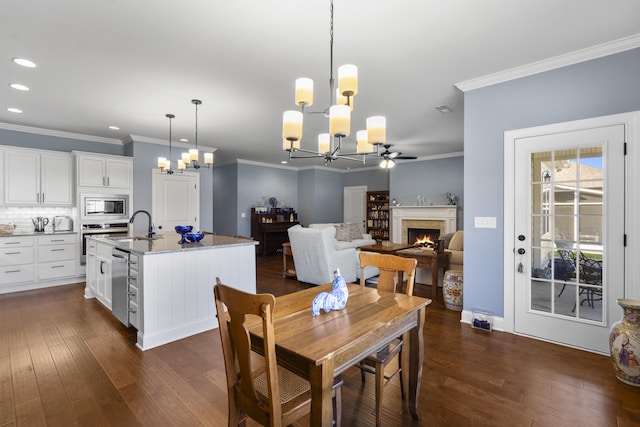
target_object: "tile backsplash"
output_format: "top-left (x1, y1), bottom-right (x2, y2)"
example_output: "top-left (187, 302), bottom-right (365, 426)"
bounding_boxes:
top-left (0, 206), bottom-right (77, 233)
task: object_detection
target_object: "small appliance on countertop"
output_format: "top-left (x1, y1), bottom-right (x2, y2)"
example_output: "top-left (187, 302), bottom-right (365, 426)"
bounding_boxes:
top-left (32, 217), bottom-right (49, 232)
top-left (53, 216), bottom-right (73, 232)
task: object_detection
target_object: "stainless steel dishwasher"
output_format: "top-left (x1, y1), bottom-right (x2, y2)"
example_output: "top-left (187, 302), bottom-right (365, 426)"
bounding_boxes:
top-left (111, 247), bottom-right (130, 326)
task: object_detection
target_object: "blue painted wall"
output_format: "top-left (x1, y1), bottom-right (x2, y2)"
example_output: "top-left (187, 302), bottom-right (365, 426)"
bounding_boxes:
top-left (390, 156), bottom-right (464, 230)
top-left (213, 163), bottom-right (238, 235)
top-left (342, 168), bottom-right (389, 190)
top-left (236, 162), bottom-right (299, 237)
top-left (464, 48), bottom-right (640, 317)
top-left (0, 128), bottom-right (124, 155)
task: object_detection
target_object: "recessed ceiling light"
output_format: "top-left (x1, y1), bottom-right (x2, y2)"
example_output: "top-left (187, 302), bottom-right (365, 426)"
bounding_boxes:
top-left (10, 83), bottom-right (30, 91)
top-left (12, 58), bottom-right (36, 68)
top-left (435, 105), bottom-right (452, 113)
top-left (281, 161), bottom-right (288, 164)
top-left (180, 138), bottom-right (189, 142)
top-left (108, 126), bottom-right (120, 130)
top-left (7, 107), bottom-right (23, 113)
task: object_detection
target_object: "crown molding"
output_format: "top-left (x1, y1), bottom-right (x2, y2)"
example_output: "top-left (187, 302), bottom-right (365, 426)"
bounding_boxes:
top-left (455, 33), bottom-right (640, 92)
top-left (0, 121), bottom-right (123, 145)
top-left (127, 134), bottom-right (217, 152)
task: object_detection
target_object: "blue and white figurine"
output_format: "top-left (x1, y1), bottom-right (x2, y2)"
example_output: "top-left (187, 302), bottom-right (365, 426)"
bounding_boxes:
top-left (311, 269), bottom-right (349, 316)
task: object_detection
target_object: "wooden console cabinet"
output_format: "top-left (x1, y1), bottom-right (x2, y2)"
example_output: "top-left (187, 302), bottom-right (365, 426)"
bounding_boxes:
top-left (250, 208), bottom-right (299, 256)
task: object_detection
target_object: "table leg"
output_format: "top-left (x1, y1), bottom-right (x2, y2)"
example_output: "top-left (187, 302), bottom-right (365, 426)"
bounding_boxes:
top-left (405, 307), bottom-right (425, 420)
top-left (431, 262), bottom-right (439, 299)
top-left (309, 358), bottom-right (335, 427)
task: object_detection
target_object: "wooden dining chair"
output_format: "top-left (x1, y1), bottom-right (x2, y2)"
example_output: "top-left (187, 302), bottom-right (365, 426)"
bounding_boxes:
top-left (358, 252), bottom-right (418, 427)
top-left (214, 278), bottom-right (342, 427)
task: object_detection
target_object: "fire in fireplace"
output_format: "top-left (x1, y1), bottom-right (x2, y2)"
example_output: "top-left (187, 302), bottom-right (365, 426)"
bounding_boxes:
top-left (408, 227), bottom-right (440, 247)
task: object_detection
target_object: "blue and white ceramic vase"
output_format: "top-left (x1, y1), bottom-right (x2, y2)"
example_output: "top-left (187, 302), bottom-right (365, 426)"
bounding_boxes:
top-left (609, 299), bottom-right (640, 387)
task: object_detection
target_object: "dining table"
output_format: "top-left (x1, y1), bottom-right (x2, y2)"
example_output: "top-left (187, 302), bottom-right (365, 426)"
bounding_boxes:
top-left (245, 283), bottom-right (432, 427)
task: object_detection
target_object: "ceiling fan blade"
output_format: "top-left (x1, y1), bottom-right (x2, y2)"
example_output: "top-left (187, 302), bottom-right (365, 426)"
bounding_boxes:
top-left (396, 155), bottom-right (417, 160)
top-left (388, 152), bottom-right (400, 159)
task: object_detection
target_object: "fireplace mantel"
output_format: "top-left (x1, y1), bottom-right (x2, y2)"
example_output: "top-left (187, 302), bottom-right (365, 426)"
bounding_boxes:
top-left (390, 206), bottom-right (457, 243)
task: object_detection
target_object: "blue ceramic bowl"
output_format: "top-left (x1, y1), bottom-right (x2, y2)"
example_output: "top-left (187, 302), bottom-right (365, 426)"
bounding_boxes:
top-left (175, 225), bottom-right (193, 234)
top-left (185, 232), bottom-right (204, 242)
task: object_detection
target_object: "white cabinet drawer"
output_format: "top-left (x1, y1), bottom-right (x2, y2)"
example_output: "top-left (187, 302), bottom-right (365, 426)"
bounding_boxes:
top-left (97, 242), bottom-right (115, 258)
top-left (0, 237), bottom-right (34, 247)
top-left (0, 247), bottom-right (35, 266)
top-left (38, 244), bottom-right (76, 262)
top-left (128, 282), bottom-right (139, 303)
top-left (128, 299), bottom-right (139, 329)
top-left (38, 260), bottom-right (76, 280)
top-left (0, 264), bottom-right (34, 285)
top-left (38, 234), bottom-right (76, 245)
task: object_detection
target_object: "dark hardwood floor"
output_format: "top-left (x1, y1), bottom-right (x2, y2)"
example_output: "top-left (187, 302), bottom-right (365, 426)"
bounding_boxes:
top-left (1, 254), bottom-right (639, 426)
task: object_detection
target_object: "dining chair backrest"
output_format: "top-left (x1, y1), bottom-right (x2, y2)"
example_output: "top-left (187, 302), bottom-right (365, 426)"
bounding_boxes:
top-left (359, 252), bottom-right (418, 296)
top-left (214, 279), bottom-right (283, 426)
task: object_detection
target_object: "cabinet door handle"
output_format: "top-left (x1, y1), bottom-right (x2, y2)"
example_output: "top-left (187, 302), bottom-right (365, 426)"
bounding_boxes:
top-left (99, 261), bottom-right (105, 274)
top-left (51, 265), bottom-right (64, 269)
top-left (128, 308), bottom-right (136, 314)
top-left (107, 176), bottom-right (110, 186)
top-left (4, 269), bottom-right (21, 273)
top-left (51, 248), bottom-right (65, 252)
top-left (42, 193), bottom-right (45, 203)
top-left (4, 242), bottom-right (20, 245)
top-left (5, 251), bottom-right (21, 255)
top-left (50, 239), bottom-right (64, 242)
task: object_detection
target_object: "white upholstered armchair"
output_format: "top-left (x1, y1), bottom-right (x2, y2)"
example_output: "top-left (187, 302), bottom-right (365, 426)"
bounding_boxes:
top-left (287, 224), bottom-right (359, 285)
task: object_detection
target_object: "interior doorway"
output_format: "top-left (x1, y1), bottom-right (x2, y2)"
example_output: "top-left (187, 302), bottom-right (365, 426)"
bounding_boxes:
top-left (343, 186), bottom-right (367, 230)
top-left (152, 170), bottom-right (200, 234)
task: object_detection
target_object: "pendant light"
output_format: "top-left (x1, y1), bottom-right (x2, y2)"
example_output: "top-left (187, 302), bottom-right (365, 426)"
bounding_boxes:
top-left (158, 113), bottom-right (175, 174)
top-left (180, 99), bottom-right (214, 170)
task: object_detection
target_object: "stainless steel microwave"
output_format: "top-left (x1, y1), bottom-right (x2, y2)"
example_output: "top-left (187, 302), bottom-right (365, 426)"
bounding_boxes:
top-left (80, 194), bottom-right (129, 221)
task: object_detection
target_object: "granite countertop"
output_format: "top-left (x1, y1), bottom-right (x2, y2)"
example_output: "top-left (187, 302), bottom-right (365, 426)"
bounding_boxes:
top-left (94, 233), bottom-right (258, 255)
top-left (0, 231), bottom-right (77, 237)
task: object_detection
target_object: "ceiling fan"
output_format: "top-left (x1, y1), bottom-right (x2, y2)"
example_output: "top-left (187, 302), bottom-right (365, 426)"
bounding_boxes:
top-left (378, 144), bottom-right (417, 168)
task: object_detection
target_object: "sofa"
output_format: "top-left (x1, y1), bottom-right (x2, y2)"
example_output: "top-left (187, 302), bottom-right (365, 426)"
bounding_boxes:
top-left (288, 224), bottom-right (378, 285)
top-left (442, 230), bottom-right (463, 271)
top-left (308, 222), bottom-right (376, 250)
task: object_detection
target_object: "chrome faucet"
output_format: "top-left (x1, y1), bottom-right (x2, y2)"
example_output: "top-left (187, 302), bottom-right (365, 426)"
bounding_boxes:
top-left (130, 210), bottom-right (154, 237)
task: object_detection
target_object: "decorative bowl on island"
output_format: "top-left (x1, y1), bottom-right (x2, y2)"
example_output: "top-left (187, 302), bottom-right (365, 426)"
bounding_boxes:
top-left (175, 225), bottom-right (193, 234)
top-left (185, 232), bottom-right (204, 242)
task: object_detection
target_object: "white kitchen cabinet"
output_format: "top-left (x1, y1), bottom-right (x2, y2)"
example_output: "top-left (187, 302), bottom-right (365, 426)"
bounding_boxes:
top-left (76, 153), bottom-right (132, 190)
top-left (37, 234), bottom-right (77, 280)
top-left (3, 148), bottom-right (73, 206)
top-left (93, 239), bottom-right (115, 310)
top-left (85, 238), bottom-right (98, 298)
top-left (0, 237), bottom-right (35, 286)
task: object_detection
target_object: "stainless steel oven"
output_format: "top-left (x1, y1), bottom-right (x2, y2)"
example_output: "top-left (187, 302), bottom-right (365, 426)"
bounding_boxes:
top-left (80, 194), bottom-right (129, 221)
top-left (80, 222), bottom-right (129, 264)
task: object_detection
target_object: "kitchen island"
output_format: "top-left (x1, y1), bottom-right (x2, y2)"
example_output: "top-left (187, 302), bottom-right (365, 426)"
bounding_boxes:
top-left (85, 233), bottom-right (258, 350)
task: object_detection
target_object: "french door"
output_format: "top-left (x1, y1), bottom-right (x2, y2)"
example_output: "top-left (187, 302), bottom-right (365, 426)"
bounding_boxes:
top-left (513, 124), bottom-right (625, 354)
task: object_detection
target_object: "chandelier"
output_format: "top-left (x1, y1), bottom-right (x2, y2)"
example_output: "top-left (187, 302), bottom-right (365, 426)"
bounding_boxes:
top-left (281, 0), bottom-right (387, 165)
top-left (158, 99), bottom-right (214, 174)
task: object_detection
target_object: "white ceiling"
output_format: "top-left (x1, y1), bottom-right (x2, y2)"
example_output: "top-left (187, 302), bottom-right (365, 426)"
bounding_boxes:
top-left (1, 0), bottom-right (639, 169)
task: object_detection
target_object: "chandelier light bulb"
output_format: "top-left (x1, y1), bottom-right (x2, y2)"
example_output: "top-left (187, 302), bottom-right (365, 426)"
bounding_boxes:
top-left (318, 133), bottom-right (331, 153)
top-left (282, 110), bottom-right (303, 142)
top-left (158, 157), bottom-right (167, 168)
top-left (189, 148), bottom-right (199, 162)
top-left (177, 160), bottom-right (186, 170)
top-left (338, 64), bottom-right (358, 97)
top-left (295, 78), bottom-right (314, 107)
top-left (204, 152), bottom-right (214, 164)
top-left (356, 130), bottom-right (373, 154)
top-left (329, 105), bottom-right (350, 137)
top-left (367, 116), bottom-right (386, 145)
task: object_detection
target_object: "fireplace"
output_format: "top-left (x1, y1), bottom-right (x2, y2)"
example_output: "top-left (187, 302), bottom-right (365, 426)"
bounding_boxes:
top-left (408, 227), bottom-right (440, 246)
top-left (390, 206), bottom-right (457, 244)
